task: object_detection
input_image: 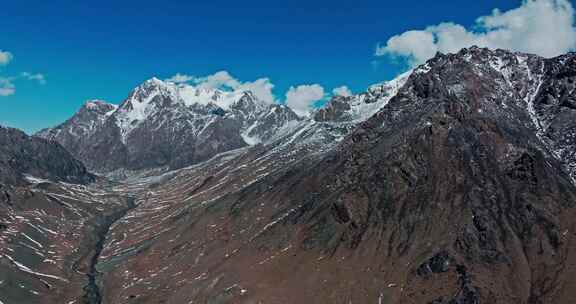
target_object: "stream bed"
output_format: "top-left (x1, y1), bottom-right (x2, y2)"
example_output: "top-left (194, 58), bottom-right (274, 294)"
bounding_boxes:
top-left (81, 196), bottom-right (137, 304)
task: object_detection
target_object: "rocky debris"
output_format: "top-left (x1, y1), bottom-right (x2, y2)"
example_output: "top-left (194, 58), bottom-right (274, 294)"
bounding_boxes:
top-left (428, 265), bottom-right (480, 304)
top-left (417, 251), bottom-right (454, 276)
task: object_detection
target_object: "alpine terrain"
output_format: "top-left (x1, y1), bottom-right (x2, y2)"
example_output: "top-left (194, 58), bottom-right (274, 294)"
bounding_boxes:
top-left (2, 46), bottom-right (576, 304)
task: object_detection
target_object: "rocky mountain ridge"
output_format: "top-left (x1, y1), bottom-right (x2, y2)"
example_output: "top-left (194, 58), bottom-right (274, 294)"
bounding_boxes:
top-left (37, 78), bottom-right (301, 175)
top-left (2, 46), bottom-right (576, 303)
top-left (0, 125), bottom-right (94, 186)
top-left (37, 72), bottom-right (409, 178)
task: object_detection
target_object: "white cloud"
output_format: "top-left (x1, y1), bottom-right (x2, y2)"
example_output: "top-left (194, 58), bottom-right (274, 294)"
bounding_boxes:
top-left (0, 78), bottom-right (15, 96)
top-left (167, 71), bottom-right (327, 111)
top-left (237, 78), bottom-right (275, 104)
top-left (0, 50), bottom-right (46, 97)
top-left (0, 73), bottom-right (47, 97)
top-left (376, 0), bottom-right (576, 66)
top-left (191, 71), bottom-right (275, 104)
top-left (377, 30), bottom-right (437, 65)
top-left (195, 71), bottom-right (241, 90)
top-left (0, 51), bottom-right (12, 66)
top-left (332, 86), bottom-right (352, 97)
top-left (285, 84), bottom-right (325, 116)
top-left (0, 51), bottom-right (15, 96)
top-left (165, 73), bottom-right (194, 84)
top-left (21, 72), bottom-right (46, 85)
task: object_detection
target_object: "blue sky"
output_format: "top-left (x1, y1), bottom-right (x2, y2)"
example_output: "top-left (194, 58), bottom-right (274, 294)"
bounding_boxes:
top-left (0, 0), bottom-right (569, 133)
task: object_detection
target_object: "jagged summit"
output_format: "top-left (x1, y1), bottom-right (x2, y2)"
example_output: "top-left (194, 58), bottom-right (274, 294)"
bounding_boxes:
top-left (37, 67), bottom-right (408, 176)
top-left (37, 77), bottom-right (299, 175)
top-left (123, 77), bottom-right (269, 110)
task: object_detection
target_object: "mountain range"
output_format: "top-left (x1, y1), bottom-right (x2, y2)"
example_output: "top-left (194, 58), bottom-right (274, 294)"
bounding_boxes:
top-left (1, 46), bottom-right (576, 303)
top-left (37, 78), bottom-right (301, 176)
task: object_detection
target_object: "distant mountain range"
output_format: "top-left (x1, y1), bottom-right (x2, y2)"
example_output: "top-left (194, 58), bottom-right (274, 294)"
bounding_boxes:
top-left (2, 47), bottom-right (576, 303)
top-left (36, 73), bottom-right (411, 178)
top-left (37, 78), bottom-right (302, 176)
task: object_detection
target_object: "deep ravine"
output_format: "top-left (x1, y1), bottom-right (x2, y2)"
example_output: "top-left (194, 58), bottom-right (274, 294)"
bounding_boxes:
top-left (81, 196), bottom-right (137, 304)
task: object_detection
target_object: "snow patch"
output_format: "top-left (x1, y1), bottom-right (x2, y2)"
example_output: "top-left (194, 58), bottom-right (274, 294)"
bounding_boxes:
top-left (3, 254), bottom-right (69, 282)
top-left (24, 175), bottom-right (51, 185)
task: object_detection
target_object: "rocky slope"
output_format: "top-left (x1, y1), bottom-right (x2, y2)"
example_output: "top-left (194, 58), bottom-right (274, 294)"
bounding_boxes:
top-left (37, 79), bottom-right (300, 176)
top-left (0, 125), bottom-right (94, 186)
top-left (0, 179), bottom-right (136, 304)
top-left (0, 60), bottom-right (409, 304)
top-left (3, 46), bottom-right (576, 304)
top-left (91, 47), bottom-right (576, 303)
top-left (0, 126), bottom-right (134, 304)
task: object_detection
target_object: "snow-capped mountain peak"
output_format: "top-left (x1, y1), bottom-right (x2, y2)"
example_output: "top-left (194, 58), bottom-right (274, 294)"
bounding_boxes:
top-left (37, 77), bottom-right (300, 174)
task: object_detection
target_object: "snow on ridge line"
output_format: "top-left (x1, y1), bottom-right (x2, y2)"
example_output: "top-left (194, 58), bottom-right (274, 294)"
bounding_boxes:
top-left (84, 99), bottom-right (117, 109)
top-left (126, 77), bottom-right (267, 111)
top-left (74, 70), bottom-right (414, 147)
top-left (368, 70), bottom-right (412, 93)
top-left (338, 70), bottom-right (412, 123)
top-left (112, 77), bottom-right (271, 142)
top-left (122, 71), bottom-right (412, 124)
top-left (89, 69), bottom-right (413, 131)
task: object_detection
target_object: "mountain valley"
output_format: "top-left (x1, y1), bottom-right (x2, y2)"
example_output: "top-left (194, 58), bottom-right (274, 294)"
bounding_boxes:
top-left (2, 47), bottom-right (576, 303)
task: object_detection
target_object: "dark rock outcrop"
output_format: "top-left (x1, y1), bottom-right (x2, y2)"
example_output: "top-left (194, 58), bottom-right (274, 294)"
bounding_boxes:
top-left (0, 125), bottom-right (94, 185)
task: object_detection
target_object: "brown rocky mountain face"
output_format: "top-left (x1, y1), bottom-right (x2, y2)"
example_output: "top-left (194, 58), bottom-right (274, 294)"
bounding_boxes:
top-left (0, 125), bottom-right (120, 304)
top-left (2, 47), bottom-right (576, 304)
top-left (0, 180), bottom-right (136, 304)
top-left (92, 48), bottom-right (576, 303)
